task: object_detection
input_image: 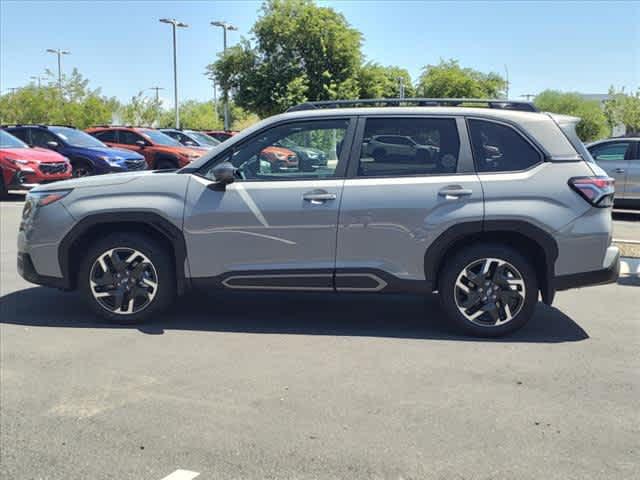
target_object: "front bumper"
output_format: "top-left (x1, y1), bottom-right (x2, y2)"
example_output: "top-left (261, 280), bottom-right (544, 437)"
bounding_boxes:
top-left (17, 252), bottom-right (70, 290)
top-left (554, 246), bottom-right (620, 291)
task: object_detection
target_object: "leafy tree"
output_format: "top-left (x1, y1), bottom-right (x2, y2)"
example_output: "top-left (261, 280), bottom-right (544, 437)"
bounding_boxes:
top-left (157, 100), bottom-right (223, 130)
top-left (358, 63), bottom-right (415, 99)
top-left (207, 0), bottom-right (362, 117)
top-left (604, 87), bottom-right (640, 134)
top-left (0, 69), bottom-right (119, 128)
top-left (534, 90), bottom-right (609, 141)
top-left (120, 92), bottom-right (162, 126)
top-left (417, 59), bottom-right (506, 98)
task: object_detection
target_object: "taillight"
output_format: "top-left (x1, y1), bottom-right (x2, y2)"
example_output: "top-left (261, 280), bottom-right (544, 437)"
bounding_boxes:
top-left (568, 176), bottom-right (615, 208)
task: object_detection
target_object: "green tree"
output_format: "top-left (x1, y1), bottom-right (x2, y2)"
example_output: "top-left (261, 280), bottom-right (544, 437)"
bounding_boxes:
top-left (417, 59), bottom-right (506, 98)
top-left (121, 92), bottom-right (163, 126)
top-left (604, 87), bottom-right (640, 134)
top-left (0, 69), bottom-right (119, 128)
top-left (157, 100), bottom-right (223, 130)
top-left (534, 90), bottom-right (609, 141)
top-left (358, 62), bottom-right (415, 99)
top-left (207, 0), bottom-right (362, 117)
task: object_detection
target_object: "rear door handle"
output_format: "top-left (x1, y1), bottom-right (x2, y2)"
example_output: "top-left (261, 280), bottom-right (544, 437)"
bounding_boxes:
top-left (303, 190), bottom-right (337, 204)
top-left (615, 168), bottom-right (626, 173)
top-left (438, 186), bottom-right (473, 198)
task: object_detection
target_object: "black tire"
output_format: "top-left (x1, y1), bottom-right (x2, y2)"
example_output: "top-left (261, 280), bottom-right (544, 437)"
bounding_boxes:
top-left (438, 243), bottom-right (538, 337)
top-left (77, 233), bottom-right (176, 324)
top-left (0, 175), bottom-right (8, 199)
top-left (155, 159), bottom-right (177, 170)
top-left (71, 159), bottom-right (94, 178)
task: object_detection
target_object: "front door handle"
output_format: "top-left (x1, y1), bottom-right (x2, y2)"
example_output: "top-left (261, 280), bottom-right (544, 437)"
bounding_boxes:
top-left (303, 190), bottom-right (337, 204)
top-left (615, 168), bottom-right (626, 174)
top-left (438, 186), bottom-right (473, 199)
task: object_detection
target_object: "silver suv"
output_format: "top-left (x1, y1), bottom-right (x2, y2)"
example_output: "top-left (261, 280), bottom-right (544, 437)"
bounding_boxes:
top-left (17, 99), bottom-right (620, 337)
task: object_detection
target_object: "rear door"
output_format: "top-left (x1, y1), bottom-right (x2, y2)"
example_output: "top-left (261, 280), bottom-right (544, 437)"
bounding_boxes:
top-left (589, 140), bottom-right (633, 199)
top-left (336, 116), bottom-right (483, 290)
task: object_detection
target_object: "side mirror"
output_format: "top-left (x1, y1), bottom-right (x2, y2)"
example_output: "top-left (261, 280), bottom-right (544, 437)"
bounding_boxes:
top-left (46, 140), bottom-right (59, 150)
top-left (135, 140), bottom-right (146, 148)
top-left (209, 161), bottom-right (236, 190)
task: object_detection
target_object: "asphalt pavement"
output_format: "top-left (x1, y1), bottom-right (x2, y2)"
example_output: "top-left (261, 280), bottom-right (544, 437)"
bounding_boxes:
top-left (1, 194), bottom-right (638, 480)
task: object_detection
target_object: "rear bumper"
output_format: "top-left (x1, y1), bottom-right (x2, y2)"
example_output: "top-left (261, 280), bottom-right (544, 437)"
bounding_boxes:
top-left (17, 252), bottom-right (70, 290)
top-left (554, 246), bottom-right (620, 291)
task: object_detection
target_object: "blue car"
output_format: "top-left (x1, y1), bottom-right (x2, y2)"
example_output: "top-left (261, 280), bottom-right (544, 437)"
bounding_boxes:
top-left (2, 125), bottom-right (147, 177)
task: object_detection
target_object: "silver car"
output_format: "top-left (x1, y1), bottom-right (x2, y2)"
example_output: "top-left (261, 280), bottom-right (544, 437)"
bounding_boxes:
top-left (587, 137), bottom-right (639, 207)
top-left (17, 99), bottom-right (620, 337)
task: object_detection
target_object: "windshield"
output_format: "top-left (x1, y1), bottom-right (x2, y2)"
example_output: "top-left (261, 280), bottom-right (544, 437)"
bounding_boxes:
top-left (49, 126), bottom-right (107, 147)
top-left (0, 129), bottom-right (28, 148)
top-left (140, 129), bottom-right (181, 146)
top-left (186, 131), bottom-right (220, 147)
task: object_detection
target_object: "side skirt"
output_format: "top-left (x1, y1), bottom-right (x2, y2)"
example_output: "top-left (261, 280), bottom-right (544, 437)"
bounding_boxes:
top-left (190, 268), bottom-right (432, 294)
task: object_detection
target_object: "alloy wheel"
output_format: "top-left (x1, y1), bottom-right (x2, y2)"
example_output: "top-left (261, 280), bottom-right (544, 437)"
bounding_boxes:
top-left (89, 247), bottom-right (158, 315)
top-left (454, 257), bottom-right (526, 327)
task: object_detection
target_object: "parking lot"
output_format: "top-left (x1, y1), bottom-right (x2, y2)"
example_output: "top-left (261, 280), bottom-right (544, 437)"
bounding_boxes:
top-left (1, 194), bottom-right (639, 480)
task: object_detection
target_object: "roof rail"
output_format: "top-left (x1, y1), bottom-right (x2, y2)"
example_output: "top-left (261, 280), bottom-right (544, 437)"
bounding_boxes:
top-left (287, 98), bottom-right (539, 113)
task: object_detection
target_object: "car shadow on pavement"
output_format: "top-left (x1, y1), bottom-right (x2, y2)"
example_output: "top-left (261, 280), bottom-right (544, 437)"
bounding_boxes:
top-left (0, 286), bottom-right (589, 343)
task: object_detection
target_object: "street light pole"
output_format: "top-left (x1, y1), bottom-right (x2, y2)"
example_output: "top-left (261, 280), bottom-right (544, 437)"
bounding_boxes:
top-left (210, 21), bottom-right (238, 131)
top-left (160, 18), bottom-right (188, 129)
top-left (30, 76), bottom-right (45, 88)
top-left (398, 77), bottom-right (405, 99)
top-left (46, 48), bottom-right (70, 97)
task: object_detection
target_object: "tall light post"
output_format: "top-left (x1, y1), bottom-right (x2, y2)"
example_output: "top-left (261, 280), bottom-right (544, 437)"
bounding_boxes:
top-left (398, 77), bottom-right (405, 99)
top-left (159, 18), bottom-right (188, 129)
top-left (147, 86), bottom-right (165, 126)
top-left (207, 75), bottom-right (218, 119)
top-left (46, 48), bottom-right (70, 96)
top-left (210, 20), bottom-right (237, 131)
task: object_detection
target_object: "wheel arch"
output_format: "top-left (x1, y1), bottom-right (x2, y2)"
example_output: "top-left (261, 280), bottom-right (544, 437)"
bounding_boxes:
top-left (425, 220), bottom-right (559, 304)
top-left (59, 212), bottom-right (188, 294)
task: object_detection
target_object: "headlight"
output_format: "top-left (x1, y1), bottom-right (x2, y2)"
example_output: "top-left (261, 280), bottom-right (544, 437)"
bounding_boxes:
top-left (8, 158), bottom-right (30, 166)
top-left (27, 189), bottom-right (72, 207)
top-left (273, 152), bottom-right (287, 160)
top-left (306, 151), bottom-right (319, 159)
top-left (100, 155), bottom-right (124, 166)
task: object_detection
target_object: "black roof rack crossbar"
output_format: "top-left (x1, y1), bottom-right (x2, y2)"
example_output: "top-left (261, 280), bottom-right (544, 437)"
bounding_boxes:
top-left (287, 98), bottom-right (538, 113)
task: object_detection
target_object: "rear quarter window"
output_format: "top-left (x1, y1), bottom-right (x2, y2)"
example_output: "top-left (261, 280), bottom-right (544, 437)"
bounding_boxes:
top-left (468, 119), bottom-right (542, 172)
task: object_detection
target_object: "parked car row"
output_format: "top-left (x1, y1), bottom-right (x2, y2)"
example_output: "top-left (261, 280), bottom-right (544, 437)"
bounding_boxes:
top-left (0, 125), bottom-right (240, 195)
top-left (0, 123), bottom-right (342, 195)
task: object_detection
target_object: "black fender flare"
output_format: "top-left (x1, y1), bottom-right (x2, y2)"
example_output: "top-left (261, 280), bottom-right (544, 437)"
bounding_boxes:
top-left (424, 220), bottom-right (558, 304)
top-left (58, 211), bottom-right (189, 293)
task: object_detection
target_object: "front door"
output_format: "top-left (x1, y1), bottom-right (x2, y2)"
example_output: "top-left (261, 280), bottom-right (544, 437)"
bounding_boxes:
top-left (183, 118), bottom-right (354, 290)
top-left (336, 116), bottom-right (483, 290)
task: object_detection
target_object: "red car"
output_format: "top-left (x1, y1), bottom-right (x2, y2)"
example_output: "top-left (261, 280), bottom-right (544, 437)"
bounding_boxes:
top-left (1, 129), bottom-right (71, 196)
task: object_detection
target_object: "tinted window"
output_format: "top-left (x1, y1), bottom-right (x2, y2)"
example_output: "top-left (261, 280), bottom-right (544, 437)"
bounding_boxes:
top-left (468, 119), bottom-right (541, 172)
top-left (0, 129), bottom-right (28, 148)
top-left (119, 130), bottom-right (145, 145)
top-left (589, 142), bottom-right (631, 161)
top-left (6, 128), bottom-right (30, 144)
top-left (93, 130), bottom-right (118, 143)
top-left (358, 118), bottom-right (460, 177)
top-left (139, 129), bottom-right (181, 146)
top-left (202, 119), bottom-right (348, 181)
top-left (30, 129), bottom-right (59, 148)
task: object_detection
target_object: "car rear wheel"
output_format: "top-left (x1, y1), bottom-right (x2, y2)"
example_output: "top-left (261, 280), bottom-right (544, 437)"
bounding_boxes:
top-left (78, 233), bottom-right (175, 323)
top-left (438, 244), bottom-right (538, 337)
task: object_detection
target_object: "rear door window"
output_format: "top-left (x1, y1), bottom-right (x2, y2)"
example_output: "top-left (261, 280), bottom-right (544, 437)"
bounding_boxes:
top-left (93, 130), bottom-right (118, 143)
top-left (357, 117), bottom-right (460, 177)
top-left (30, 129), bottom-right (60, 148)
top-left (468, 119), bottom-right (542, 172)
top-left (7, 128), bottom-right (31, 144)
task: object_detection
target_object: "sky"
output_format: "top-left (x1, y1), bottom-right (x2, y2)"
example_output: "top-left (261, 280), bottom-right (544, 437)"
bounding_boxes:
top-left (1, 0), bottom-right (638, 108)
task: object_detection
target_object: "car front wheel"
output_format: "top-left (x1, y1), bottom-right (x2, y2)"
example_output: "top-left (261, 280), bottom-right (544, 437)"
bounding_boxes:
top-left (78, 233), bottom-right (175, 323)
top-left (438, 244), bottom-right (538, 337)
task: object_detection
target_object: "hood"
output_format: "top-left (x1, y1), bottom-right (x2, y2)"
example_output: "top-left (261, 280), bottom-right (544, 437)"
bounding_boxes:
top-left (65, 145), bottom-right (145, 160)
top-left (31, 169), bottom-right (158, 192)
top-left (0, 147), bottom-right (68, 163)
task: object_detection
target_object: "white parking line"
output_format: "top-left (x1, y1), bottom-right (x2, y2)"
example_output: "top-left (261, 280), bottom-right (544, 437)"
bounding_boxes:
top-left (159, 469), bottom-right (200, 480)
